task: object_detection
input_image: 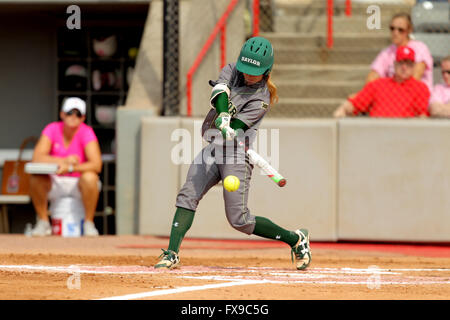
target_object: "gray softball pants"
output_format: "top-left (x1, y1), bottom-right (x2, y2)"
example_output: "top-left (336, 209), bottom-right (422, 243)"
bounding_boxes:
top-left (175, 143), bottom-right (256, 235)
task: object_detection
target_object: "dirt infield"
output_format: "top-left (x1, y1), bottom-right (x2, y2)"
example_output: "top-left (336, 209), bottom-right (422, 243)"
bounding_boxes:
top-left (0, 234), bottom-right (449, 300)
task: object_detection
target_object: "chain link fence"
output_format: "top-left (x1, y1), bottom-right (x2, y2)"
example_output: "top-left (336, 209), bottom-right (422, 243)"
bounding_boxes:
top-left (254, 0), bottom-right (450, 118)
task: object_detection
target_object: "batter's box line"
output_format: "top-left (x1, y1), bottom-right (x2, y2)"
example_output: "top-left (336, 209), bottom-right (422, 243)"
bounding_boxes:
top-left (97, 279), bottom-right (269, 300)
top-left (179, 275), bottom-right (450, 286)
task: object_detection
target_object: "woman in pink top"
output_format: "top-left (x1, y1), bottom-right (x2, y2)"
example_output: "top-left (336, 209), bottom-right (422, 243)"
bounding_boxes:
top-left (29, 97), bottom-right (102, 236)
top-left (368, 13), bottom-right (434, 92)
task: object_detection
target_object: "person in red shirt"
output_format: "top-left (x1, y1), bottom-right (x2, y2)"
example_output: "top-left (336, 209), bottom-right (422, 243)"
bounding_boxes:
top-left (334, 46), bottom-right (430, 118)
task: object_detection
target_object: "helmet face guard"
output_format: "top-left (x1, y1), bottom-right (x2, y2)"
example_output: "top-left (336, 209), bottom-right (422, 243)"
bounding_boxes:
top-left (236, 36), bottom-right (274, 76)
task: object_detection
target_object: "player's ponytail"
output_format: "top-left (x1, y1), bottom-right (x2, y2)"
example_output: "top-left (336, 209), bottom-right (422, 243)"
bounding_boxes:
top-left (267, 74), bottom-right (278, 106)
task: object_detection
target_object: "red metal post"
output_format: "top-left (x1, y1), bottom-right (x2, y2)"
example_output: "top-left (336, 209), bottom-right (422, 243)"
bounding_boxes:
top-left (220, 24), bottom-right (226, 69)
top-left (187, 74), bottom-right (192, 117)
top-left (345, 0), bottom-right (352, 17)
top-left (327, 0), bottom-right (334, 49)
top-left (253, 0), bottom-right (260, 37)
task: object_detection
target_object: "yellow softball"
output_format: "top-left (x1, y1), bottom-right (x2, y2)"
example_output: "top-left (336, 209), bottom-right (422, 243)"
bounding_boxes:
top-left (223, 175), bottom-right (240, 192)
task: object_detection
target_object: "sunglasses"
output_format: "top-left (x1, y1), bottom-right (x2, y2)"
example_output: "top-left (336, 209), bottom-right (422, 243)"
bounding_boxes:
top-left (442, 70), bottom-right (450, 75)
top-left (65, 109), bottom-right (83, 118)
top-left (390, 26), bottom-right (406, 33)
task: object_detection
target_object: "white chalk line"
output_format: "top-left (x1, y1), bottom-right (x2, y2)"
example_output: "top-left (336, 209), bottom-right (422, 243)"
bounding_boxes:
top-left (97, 279), bottom-right (270, 300)
top-left (180, 275), bottom-right (450, 286)
top-left (0, 264), bottom-right (172, 275)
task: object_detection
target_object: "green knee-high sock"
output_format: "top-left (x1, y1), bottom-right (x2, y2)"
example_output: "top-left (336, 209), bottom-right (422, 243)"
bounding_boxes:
top-left (167, 207), bottom-right (195, 253)
top-left (252, 216), bottom-right (299, 247)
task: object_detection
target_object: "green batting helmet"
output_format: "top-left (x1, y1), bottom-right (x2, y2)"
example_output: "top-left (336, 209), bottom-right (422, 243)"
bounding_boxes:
top-left (236, 36), bottom-right (274, 76)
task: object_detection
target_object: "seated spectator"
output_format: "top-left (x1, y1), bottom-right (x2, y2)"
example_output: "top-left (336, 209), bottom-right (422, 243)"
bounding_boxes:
top-left (334, 46), bottom-right (430, 118)
top-left (429, 56), bottom-right (450, 117)
top-left (364, 13), bottom-right (433, 92)
top-left (29, 97), bottom-right (102, 236)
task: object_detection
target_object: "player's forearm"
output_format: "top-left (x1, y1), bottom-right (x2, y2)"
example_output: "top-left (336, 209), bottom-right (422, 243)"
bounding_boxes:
top-left (230, 118), bottom-right (249, 131)
top-left (213, 92), bottom-right (229, 114)
top-left (32, 153), bottom-right (65, 165)
top-left (73, 160), bottom-right (102, 174)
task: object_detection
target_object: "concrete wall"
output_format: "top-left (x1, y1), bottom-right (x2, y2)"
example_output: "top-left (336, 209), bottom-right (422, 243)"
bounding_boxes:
top-left (251, 119), bottom-right (337, 240)
top-left (139, 117), bottom-right (337, 240)
top-left (138, 117), bottom-right (450, 242)
top-left (338, 119), bottom-right (450, 242)
top-left (115, 108), bottom-right (155, 235)
top-left (138, 116), bottom-right (181, 235)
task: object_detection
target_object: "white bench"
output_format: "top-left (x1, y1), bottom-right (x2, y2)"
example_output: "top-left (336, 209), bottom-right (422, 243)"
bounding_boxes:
top-left (0, 195), bottom-right (31, 233)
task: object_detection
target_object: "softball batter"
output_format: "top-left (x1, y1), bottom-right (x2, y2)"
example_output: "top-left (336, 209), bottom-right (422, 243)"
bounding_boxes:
top-left (155, 36), bottom-right (311, 270)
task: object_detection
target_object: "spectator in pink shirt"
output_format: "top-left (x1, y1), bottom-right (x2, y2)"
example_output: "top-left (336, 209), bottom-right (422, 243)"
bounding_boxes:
top-left (430, 56), bottom-right (450, 117)
top-left (365, 13), bottom-right (434, 92)
top-left (29, 97), bottom-right (102, 236)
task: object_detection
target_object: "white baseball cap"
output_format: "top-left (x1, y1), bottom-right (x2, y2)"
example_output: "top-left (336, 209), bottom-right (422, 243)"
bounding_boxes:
top-left (62, 97), bottom-right (86, 115)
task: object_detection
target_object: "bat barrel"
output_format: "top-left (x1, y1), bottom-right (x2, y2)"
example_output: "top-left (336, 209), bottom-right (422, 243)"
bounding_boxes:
top-left (247, 149), bottom-right (287, 187)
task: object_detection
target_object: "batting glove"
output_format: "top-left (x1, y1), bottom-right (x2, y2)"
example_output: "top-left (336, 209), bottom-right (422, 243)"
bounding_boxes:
top-left (215, 112), bottom-right (236, 141)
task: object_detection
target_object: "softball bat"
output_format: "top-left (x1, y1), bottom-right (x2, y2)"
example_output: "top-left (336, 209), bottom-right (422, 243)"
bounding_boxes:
top-left (246, 149), bottom-right (286, 187)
